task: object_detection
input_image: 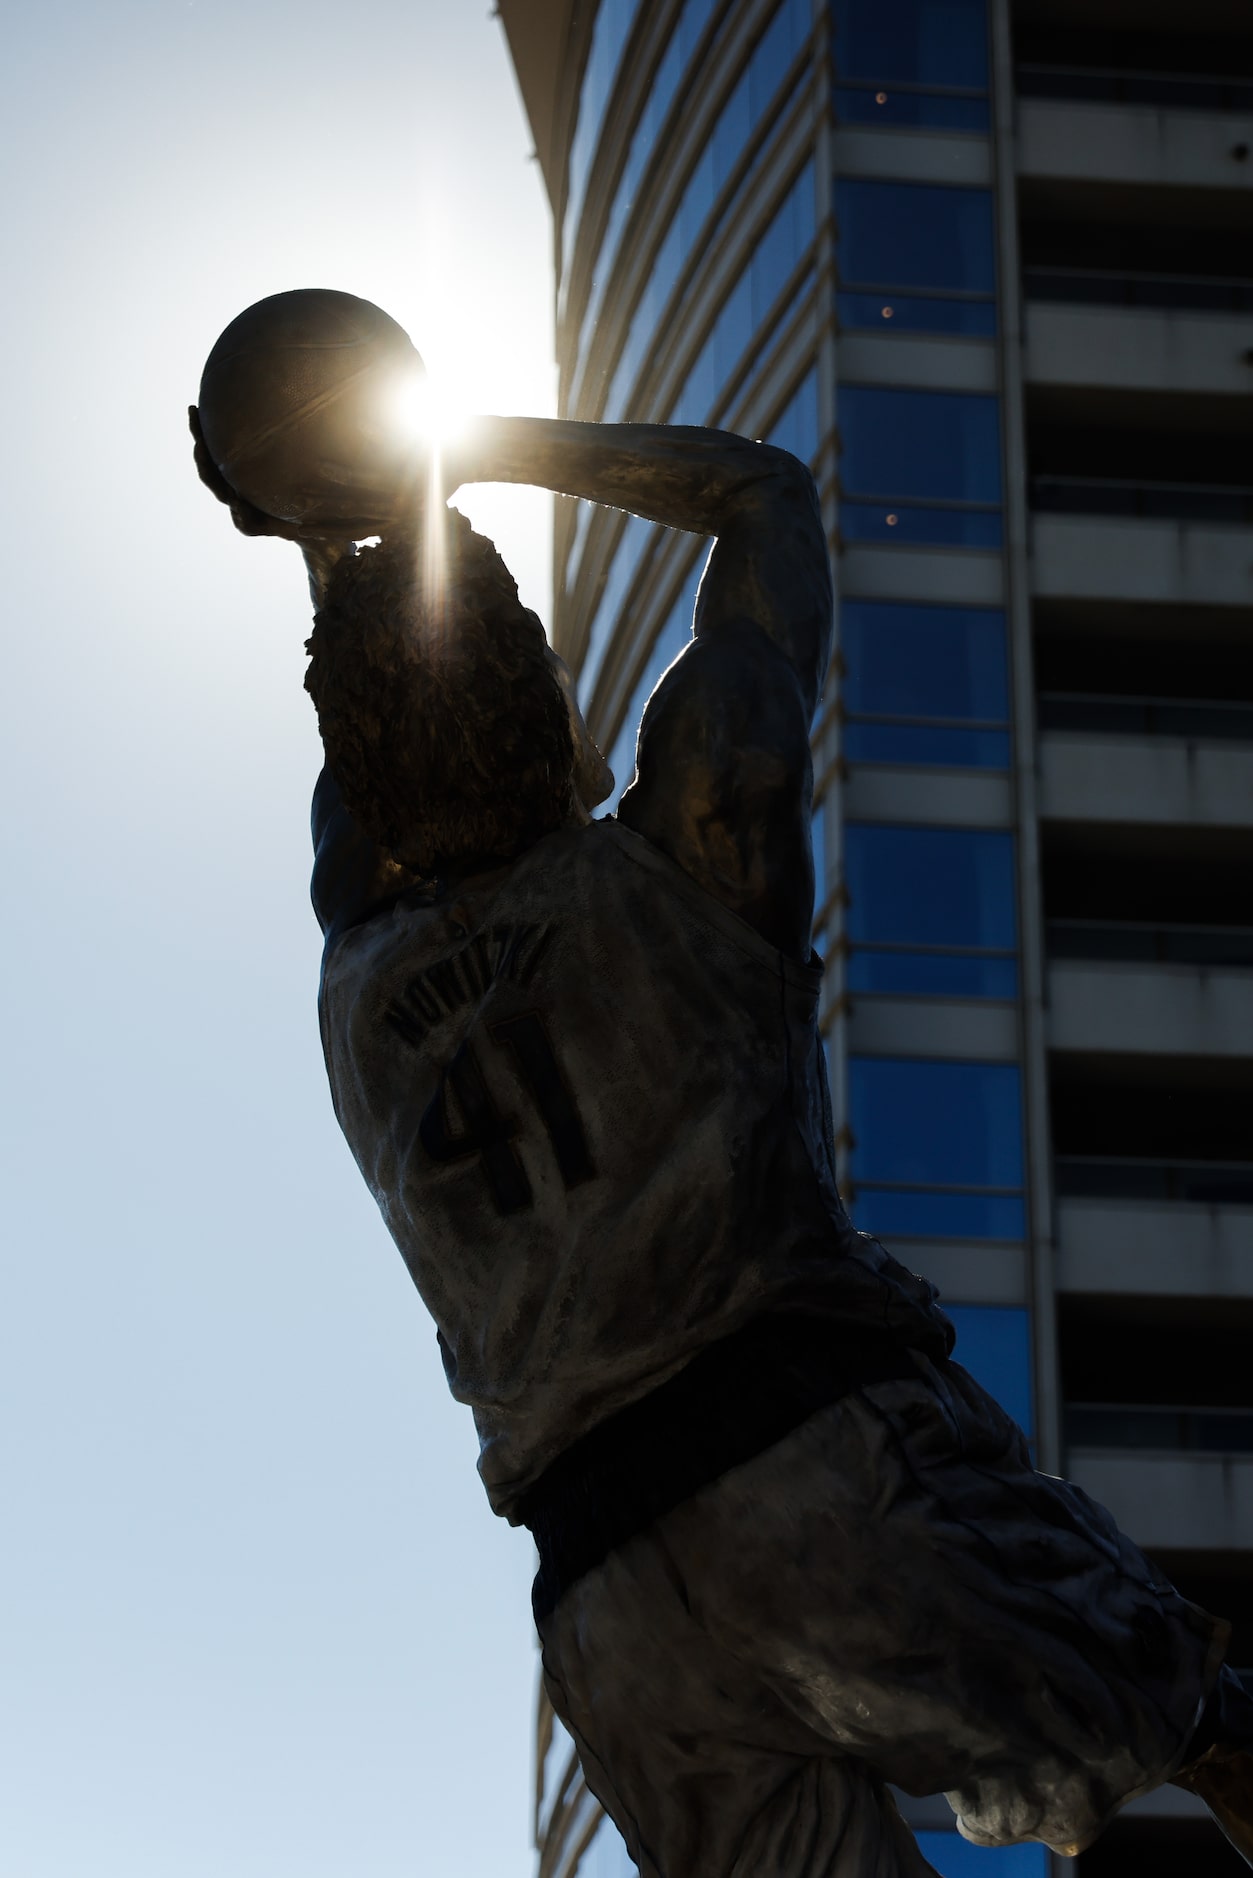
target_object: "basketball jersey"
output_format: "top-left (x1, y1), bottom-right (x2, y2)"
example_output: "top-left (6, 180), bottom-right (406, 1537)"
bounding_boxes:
top-left (318, 817), bottom-right (952, 1521)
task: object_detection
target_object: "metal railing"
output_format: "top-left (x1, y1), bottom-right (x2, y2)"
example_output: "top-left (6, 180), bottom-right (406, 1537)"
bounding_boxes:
top-left (1036, 691), bottom-right (1253, 740)
top-left (1066, 1402), bottom-right (1253, 1453)
top-left (1032, 475), bottom-right (1253, 526)
top-left (1024, 264), bottom-right (1253, 315)
top-left (1047, 919), bottom-right (1253, 967)
top-left (1017, 62), bottom-right (1253, 113)
top-left (1055, 1157), bottom-right (1253, 1205)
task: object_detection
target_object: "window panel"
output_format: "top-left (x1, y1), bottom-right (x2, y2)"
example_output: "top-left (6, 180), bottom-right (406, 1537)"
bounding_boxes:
top-left (846, 826), bottom-right (1016, 951)
top-left (840, 387), bottom-right (1002, 505)
top-left (837, 180), bottom-right (995, 295)
top-left (838, 292), bottom-right (997, 336)
top-left (843, 722), bottom-right (1011, 768)
top-left (714, 273), bottom-right (755, 383)
top-left (578, 515), bottom-right (659, 707)
top-left (832, 0), bottom-right (990, 91)
top-left (848, 951), bottom-right (1017, 996)
top-left (850, 1057), bottom-right (1024, 1190)
top-left (916, 1831), bottom-right (1048, 1877)
top-left (842, 602), bottom-right (1008, 722)
top-left (583, 1813), bottom-right (639, 1877)
top-left (945, 1305), bottom-right (1034, 1435)
top-left (712, 64), bottom-right (753, 178)
top-left (834, 87), bottom-right (990, 131)
top-left (603, 584), bottom-right (701, 810)
top-left (573, 0), bottom-right (805, 416)
top-left (563, 0), bottom-right (646, 262)
top-left (840, 502), bottom-right (1002, 549)
top-left (812, 795), bottom-right (828, 916)
top-left (767, 369), bottom-right (821, 466)
top-left (854, 1188), bottom-right (1026, 1240)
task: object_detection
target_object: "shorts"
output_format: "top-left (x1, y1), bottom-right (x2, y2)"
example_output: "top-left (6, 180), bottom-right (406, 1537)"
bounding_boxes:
top-left (537, 1353), bottom-right (1226, 1878)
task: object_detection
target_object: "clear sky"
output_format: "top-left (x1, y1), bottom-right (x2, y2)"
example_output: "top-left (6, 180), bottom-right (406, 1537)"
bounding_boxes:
top-left (1, 5), bottom-right (558, 1874)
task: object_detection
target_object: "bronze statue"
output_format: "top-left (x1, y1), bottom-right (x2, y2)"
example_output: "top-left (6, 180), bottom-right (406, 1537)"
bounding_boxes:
top-left (192, 290), bottom-right (1253, 1877)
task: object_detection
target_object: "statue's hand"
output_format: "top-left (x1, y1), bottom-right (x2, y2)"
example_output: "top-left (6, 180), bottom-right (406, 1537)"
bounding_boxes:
top-left (188, 404), bottom-right (333, 544)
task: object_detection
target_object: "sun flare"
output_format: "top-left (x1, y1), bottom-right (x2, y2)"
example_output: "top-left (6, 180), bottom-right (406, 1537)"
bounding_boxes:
top-left (393, 374), bottom-right (470, 450)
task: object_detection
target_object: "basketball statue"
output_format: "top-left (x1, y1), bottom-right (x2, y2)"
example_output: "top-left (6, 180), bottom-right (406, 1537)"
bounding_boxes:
top-left (191, 289), bottom-right (1253, 1877)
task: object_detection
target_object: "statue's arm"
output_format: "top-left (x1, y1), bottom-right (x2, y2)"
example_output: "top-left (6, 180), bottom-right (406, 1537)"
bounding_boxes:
top-left (448, 419), bottom-right (831, 959)
top-left (448, 418), bottom-right (830, 713)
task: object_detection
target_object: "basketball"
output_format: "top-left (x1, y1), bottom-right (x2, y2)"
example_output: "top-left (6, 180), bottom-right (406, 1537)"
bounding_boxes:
top-left (196, 289), bottom-right (426, 532)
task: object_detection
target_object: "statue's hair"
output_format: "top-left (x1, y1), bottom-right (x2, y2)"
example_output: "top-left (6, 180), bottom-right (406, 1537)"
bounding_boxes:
top-left (305, 512), bottom-right (573, 875)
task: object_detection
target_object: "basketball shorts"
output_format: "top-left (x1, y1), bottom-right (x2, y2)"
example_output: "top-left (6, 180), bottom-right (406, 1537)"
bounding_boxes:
top-left (537, 1352), bottom-right (1226, 1878)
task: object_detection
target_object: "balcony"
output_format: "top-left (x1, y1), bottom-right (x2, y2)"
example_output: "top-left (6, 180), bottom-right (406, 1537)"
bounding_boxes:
top-left (1018, 64), bottom-right (1253, 117)
top-left (1066, 1448), bottom-right (1253, 1551)
top-left (1056, 1184), bottom-right (1253, 1299)
top-left (1017, 94), bottom-right (1253, 194)
top-left (1031, 511), bottom-right (1253, 611)
top-left (1056, 1158), bottom-right (1253, 1206)
top-left (1046, 954), bottom-right (1253, 1058)
top-left (1038, 725), bottom-right (1253, 828)
top-left (1025, 264), bottom-right (1253, 317)
top-left (1067, 1402), bottom-right (1253, 1454)
top-left (1048, 921), bottom-right (1253, 966)
top-left (1025, 301), bottom-right (1253, 399)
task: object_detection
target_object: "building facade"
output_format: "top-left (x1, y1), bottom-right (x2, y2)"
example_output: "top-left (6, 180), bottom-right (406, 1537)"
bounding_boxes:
top-left (498, 1), bottom-right (1253, 1872)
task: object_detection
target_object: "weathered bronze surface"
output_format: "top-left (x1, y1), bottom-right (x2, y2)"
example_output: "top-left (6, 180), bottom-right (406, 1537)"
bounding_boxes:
top-left (192, 295), bottom-right (1253, 1878)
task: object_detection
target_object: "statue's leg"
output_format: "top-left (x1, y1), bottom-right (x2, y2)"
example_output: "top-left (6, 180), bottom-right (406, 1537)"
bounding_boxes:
top-left (539, 1553), bottom-right (942, 1878)
top-left (629, 1350), bottom-right (1229, 1863)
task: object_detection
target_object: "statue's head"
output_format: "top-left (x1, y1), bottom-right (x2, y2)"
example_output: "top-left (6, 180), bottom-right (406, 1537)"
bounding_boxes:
top-left (304, 514), bottom-right (612, 877)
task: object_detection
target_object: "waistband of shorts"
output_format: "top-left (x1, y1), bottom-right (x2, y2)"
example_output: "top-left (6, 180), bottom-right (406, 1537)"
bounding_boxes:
top-left (520, 1311), bottom-right (921, 1622)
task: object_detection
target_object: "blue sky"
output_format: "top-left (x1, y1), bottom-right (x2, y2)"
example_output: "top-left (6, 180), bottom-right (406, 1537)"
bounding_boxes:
top-left (1, 5), bottom-right (556, 1873)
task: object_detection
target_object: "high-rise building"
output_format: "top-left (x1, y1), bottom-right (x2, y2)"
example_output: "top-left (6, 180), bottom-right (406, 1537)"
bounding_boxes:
top-left (498, 1), bottom-right (1253, 1872)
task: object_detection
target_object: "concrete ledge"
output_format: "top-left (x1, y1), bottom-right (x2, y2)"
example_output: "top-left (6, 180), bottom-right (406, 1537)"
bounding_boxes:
top-left (840, 543), bottom-right (1005, 607)
top-left (1039, 732), bottom-right (1253, 829)
top-left (1067, 1450), bottom-right (1253, 1552)
top-left (1026, 302), bottom-right (1253, 401)
top-left (832, 127), bottom-right (992, 188)
top-left (844, 765), bottom-right (1013, 828)
top-left (849, 996), bottom-right (1019, 1061)
top-left (1046, 960), bottom-right (1253, 1057)
top-left (1018, 98), bottom-right (1253, 193)
top-left (838, 332), bottom-right (998, 393)
top-left (888, 1239), bottom-right (1028, 1306)
top-left (1031, 514), bottom-right (1253, 610)
top-left (1057, 1198), bottom-right (1253, 1298)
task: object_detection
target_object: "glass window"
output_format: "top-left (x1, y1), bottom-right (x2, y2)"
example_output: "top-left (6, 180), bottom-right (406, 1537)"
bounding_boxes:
top-left (583, 1812), bottom-right (640, 1876)
top-left (834, 87), bottom-right (990, 131)
top-left (563, 0), bottom-right (646, 262)
top-left (846, 826), bottom-right (1016, 949)
top-left (840, 504), bottom-right (1002, 548)
top-left (842, 600), bottom-right (1010, 771)
top-left (843, 600), bottom-right (1007, 719)
top-left (572, 0), bottom-right (807, 415)
top-left (603, 582), bottom-right (701, 811)
top-left (845, 824), bottom-right (1017, 997)
top-left (832, 0), bottom-right (989, 91)
top-left (837, 180), bottom-right (995, 295)
top-left (838, 291), bottom-right (997, 337)
top-left (917, 1834), bottom-right (1047, 1877)
top-left (767, 369), bottom-right (821, 465)
top-left (945, 1305), bottom-right (1034, 1435)
top-left (660, 171), bottom-right (814, 426)
top-left (850, 1057), bottom-right (1025, 1241)
top-left (855, 1189), bottom-right (1025, 1238)
top-left (812, 796), bottom-right (829, 918)
top-left (578, 515), bottom-right (660, 708)
top-left (851, 1057), bottom-right (1022, 1188)
top-left (840, 387), bottom-right (1001, 505)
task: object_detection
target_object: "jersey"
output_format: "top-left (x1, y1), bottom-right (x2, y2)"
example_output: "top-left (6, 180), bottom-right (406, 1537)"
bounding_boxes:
top-left (317, 815), bottom-right (952, 1522)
